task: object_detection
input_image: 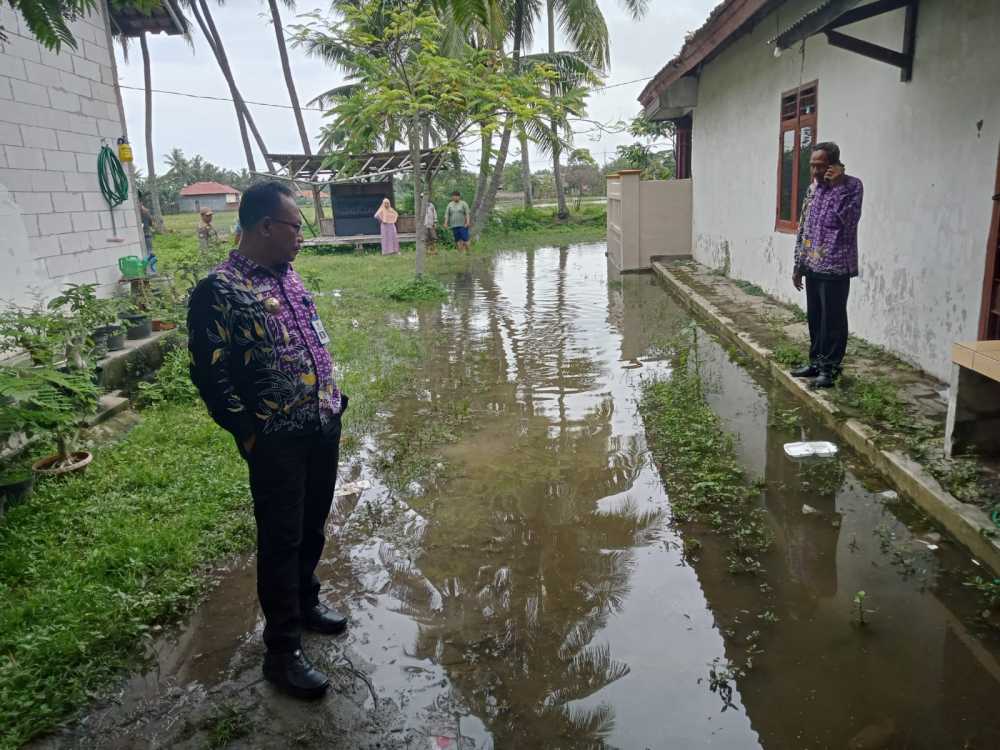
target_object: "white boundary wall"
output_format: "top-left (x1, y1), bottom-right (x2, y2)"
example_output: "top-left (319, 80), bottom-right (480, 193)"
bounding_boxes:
top-left (0, 3), bottom-right (142, 307)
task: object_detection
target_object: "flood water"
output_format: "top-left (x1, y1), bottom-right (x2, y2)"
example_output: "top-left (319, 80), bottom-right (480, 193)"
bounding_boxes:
top-left (46, 243), bottom-right (1000, 749)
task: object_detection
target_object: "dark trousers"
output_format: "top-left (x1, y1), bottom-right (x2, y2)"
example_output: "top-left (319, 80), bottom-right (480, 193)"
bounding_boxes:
top-left (244, 422), bottom-right (341, 653)
top-left (805, 276), bottom-right (850, 374)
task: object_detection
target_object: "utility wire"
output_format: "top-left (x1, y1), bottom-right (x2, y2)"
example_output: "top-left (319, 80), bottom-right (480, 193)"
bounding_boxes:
top-left (118, 74), bottom-right (655, 113)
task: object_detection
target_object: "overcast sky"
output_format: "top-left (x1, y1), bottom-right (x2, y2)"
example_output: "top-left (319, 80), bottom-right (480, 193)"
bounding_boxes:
top-left (115, 1), bottom-right (717, 176)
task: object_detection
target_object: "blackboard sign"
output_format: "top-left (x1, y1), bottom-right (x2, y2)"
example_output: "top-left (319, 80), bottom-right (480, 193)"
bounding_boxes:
top-left (329, 182), bottom-right (393, 236)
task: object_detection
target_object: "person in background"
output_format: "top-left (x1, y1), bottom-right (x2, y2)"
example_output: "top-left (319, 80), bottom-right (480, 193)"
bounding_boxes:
top-left (233, 218), bottom-right (243, 246)
top-left (374, 198), bottom-right (400, 256)
top-left (197, 207), bottom-right (219, 251)
top-left (424, 198), bottom-right (438, 255)
top-left (791, 141), bottom-right (864, 389)
top-left (444, 190), bottom-right (470, 252)
top-left (187, 182), bottom-right (349, 701)
top-left (138, 193), bottom-right (154, 258)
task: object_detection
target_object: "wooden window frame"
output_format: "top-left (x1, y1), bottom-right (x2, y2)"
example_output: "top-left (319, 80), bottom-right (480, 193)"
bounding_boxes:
top-left (775, 81), bottom-right (818, 234)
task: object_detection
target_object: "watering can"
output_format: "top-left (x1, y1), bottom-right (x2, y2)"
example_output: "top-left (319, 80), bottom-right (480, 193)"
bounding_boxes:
top-left (118, 255), bottom-right (147, 279)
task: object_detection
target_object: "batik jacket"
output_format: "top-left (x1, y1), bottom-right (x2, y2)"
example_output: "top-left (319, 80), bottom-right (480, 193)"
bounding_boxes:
top-left (188, 251), bottom-right (342, 441)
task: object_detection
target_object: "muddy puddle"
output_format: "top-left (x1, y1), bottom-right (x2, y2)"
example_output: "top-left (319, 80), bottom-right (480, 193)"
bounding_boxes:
top-left (38, 244), bottom-right (1000, 749)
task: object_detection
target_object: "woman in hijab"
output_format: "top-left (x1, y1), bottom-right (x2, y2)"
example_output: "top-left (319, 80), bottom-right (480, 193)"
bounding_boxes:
top-left (374, 198), bottom-right (400, 256)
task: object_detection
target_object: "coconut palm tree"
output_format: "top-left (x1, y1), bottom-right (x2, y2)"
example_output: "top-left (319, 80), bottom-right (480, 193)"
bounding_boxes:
top-left (183, 0), bottom-right (274, 173)
top-left (544, 0), bottom-right (649, 218)
top-left (138, 32), bottom-right (165, 228)
top-left (265, 0), bottom-right (325, 219)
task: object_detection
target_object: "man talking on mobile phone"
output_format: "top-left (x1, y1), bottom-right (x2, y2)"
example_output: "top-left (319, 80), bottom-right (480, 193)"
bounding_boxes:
top-left (188, 181), bottom-right (349, 700)
top-left (791, 141), bottom-right (864, 389)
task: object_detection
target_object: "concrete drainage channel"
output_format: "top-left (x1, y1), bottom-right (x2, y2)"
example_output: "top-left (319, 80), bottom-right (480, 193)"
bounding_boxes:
top-left (651, 260), bottom-right (1000, 574)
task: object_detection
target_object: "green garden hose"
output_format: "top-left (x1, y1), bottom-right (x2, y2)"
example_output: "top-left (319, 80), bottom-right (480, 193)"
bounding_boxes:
top-left (98, 144), bottom-right (129, 239)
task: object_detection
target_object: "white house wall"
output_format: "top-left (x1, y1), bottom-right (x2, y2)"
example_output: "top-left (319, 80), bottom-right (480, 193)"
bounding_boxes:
top-left (690, 0), bottom-right (1000, 380)
top-left (0, 3), bottom-right (143, 307)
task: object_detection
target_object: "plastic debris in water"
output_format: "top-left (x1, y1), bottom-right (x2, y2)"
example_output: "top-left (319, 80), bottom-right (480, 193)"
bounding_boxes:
top-left (876, 490), bottom-right (899, 502)
top-left (783, 441), bottom-right (838, 458)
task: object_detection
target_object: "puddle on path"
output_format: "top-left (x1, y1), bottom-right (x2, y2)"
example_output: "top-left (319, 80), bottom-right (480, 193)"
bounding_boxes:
top-left (38, 244), bottom-right (1000, 749)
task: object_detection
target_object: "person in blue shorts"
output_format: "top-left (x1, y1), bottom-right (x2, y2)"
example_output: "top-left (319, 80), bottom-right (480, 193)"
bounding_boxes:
top-left (444, 190), bottom-right (471, 252)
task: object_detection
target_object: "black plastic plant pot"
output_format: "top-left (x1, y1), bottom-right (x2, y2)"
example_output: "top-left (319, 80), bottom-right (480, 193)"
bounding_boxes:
top-left (0, 470), bottom-right (34, 510)
top-left (106, 328), bottom-right (126, 351)
top-left (122, 313), bottom-right (152, 340)
top-left (91, 329), bottom-right (109, 358)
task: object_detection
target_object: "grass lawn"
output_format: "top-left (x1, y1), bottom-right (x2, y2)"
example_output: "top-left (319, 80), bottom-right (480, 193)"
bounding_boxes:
top-left (0, 206), bottom-right (606, 748)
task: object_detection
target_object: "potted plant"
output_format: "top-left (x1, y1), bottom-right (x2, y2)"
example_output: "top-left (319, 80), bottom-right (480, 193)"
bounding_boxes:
top-left (48, 283), bottom-right (104, 369)
top-left (0, 365), bottom-right (99, 477)
top-left (121, 306), bottom-right (153, 340)
top-left (121, 282), bottom-right (154, 340)
top-left (150, 285), bottom-right (183, 332)
top-left (0, 461), bottom-right (34, 516)
top-left (0, 301), bottom-right (70, 366)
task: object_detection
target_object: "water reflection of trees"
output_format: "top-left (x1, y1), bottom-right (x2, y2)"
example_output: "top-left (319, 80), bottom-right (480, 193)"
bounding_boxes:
top-left (375, 247), bottom-right (660, 747)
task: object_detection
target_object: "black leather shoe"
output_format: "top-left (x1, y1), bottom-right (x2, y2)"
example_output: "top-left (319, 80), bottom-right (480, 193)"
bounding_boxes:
top-left (263, 649), bottom-right (330, 700)
top-left (790, 364), bottom-right (820, 378)
top-left (811, 372), bottom-right (837, 389)
top-left (303, 603), bottom-right (348, 635)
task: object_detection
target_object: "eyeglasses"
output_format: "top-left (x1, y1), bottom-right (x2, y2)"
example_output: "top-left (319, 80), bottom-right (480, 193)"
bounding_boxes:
top-left (270, 218), bottom-right (302, 233)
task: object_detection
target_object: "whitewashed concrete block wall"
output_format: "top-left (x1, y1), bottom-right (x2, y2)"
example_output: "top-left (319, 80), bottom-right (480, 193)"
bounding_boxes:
top-left (0, 3), bottom-right (142, 307)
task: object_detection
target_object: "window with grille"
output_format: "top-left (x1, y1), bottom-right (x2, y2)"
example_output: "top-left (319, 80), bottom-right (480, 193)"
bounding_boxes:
top-left (776, 82), bottom-right (817, 233)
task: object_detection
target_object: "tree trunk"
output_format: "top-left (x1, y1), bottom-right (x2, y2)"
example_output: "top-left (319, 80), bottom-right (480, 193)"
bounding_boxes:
top-left (547, 0), bottom-right (568, 219)
top-left (139, 33), bottom-right (163, 229)
top-left (472, 119), bottom-right (512, 235)
top-left (189, 0), bottom-right (256, 172)
top-left (519, 131), bottom-right (532, 207)
top-left (197, 0), bottom-right (274, 173)
top-left (472, 0), bottom-right (525, 235)
top-left (267, 0), bottom-right (322, 217)
top-left (410, 119), bottom-right (425, 277)
top-left (472, 129), bottom-right (491, 222)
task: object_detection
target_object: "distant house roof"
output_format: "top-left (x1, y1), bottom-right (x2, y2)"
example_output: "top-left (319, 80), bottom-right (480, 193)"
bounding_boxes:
top-left (109, 0), bottom-right (188, 37)
top-left (638, 0), bottom-right (777, 108)
top-left (179, 181), bottom-right (241, 197)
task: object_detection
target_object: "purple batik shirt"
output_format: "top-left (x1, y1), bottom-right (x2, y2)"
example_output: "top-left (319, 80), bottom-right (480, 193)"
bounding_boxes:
top-left (188, 250), bottom-right (341, 441)
top-left (795, 175), bottom-right (864, 278)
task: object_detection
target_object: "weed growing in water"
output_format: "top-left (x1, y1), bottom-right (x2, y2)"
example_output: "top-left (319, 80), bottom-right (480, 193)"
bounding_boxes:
top-left (768, 407), bottom-right (801, 431)
top-left (385, 276), bottom-right (448, 302)
top-left (963, 576), bottom-right (1000, 611)
top-left (853, 590), bottom-right (871, 626)
top-left (205, 704), bottom-right (250, 749)
top-left (704, 657), bottom-right (745, 712)
top-left (640, 339), bottom-right (773, 574)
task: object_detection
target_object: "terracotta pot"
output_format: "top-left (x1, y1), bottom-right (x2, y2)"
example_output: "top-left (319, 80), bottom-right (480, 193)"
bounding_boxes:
top-left (32, 451), bottom-right (93, 477)
top-left (152, 320), bottom-right (177, 332)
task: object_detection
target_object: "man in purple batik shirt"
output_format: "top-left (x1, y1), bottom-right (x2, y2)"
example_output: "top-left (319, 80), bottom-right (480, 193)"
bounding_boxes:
top-left (188, 182), bottom-right (348, 700)
top-left (791, 141), bottom-right (864, 389)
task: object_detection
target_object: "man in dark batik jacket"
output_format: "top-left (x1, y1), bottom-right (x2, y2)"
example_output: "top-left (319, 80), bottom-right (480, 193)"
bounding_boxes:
top-left (188, 181), bottom-right (348, 699)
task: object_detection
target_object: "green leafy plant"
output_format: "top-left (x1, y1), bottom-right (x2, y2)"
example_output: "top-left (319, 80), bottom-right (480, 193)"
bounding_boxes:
top-left (385, 276), bottom-right (448, 303)
top-left (136, 347), bottom-right (198, 406)
top-left (0, 365), bottom-right (99, 467)
top-left (772, 342), bottom-right (807, 368)
top-left (0, 301), bottom-right (71, 366)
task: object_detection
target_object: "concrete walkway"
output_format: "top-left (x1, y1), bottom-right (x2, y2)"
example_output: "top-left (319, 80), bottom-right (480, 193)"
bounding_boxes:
top-left (651, 259), bottom-right (1000, 574)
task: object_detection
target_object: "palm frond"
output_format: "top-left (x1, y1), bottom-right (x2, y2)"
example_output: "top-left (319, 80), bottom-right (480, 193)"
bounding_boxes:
top-left (555, 0), bottom-right (609, 70)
